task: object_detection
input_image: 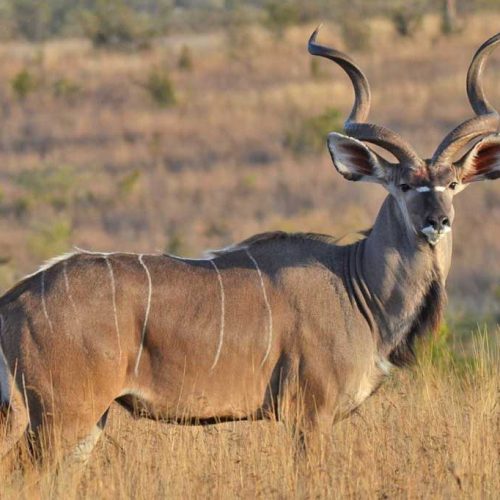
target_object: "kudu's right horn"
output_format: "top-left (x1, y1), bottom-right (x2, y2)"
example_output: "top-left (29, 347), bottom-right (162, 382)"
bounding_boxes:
top-left (432, 33), bottom-right (500, 166)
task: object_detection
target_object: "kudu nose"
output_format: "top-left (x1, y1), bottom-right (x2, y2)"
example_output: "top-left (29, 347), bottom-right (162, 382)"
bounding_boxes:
top-left (425, 215), bottom-right (450, 232)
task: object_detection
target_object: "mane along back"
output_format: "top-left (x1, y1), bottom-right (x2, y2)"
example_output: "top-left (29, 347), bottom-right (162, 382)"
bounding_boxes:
top-left (0, 252), bottom-right (78, 308)
top-left (208, 230), bottom-right (371, 257)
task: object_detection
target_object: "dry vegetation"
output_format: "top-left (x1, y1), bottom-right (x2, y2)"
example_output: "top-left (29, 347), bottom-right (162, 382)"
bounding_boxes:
top-left (0, 11), bottom-right (499, 499)
top-left (1, 335), bottom-right (498, 499)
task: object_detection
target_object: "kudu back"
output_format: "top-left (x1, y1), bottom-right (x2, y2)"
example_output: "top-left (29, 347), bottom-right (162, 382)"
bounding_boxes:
top-left (1, 32), bottom-right (499, 463)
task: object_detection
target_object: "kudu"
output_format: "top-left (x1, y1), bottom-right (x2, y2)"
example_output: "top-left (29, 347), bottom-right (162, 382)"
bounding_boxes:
top-left (1, 31), bottom-right (499, 463)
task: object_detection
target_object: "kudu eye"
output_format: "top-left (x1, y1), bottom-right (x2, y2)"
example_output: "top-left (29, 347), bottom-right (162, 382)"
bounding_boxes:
top-left (449, 181), bottom-right (458, 190)
top-left (399, 184), bottom-right (411, 193)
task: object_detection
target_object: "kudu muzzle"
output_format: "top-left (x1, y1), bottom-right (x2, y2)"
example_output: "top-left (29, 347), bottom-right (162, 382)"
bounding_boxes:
top-left (421, 215), bottom-right (451, 245)
top-left (419, 192), bottom-right (454, 245)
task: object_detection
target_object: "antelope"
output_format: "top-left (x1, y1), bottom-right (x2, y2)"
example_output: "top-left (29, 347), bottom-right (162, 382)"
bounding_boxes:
top-left (1, 31), bottom-right (499, 464)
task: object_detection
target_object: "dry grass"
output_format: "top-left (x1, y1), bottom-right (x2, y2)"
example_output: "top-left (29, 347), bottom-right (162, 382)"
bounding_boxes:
top-left (1, 332), bottom-right (498, 499)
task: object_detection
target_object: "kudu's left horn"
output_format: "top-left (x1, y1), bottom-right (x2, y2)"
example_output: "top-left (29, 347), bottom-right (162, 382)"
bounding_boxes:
top-left (308, 27), bottom-right (421, 165)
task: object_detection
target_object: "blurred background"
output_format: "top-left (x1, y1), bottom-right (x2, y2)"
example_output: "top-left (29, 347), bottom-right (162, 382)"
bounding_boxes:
top-left (0, 0), bottom-right (498, 347)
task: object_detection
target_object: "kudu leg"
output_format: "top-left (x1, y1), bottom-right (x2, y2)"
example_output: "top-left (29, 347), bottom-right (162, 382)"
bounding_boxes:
top-left (26, 392), bottom-right (112, 468)
top-left (64, 408), bottom-right (110, 465)
top-left (278, 375), bottom-right (335, 460)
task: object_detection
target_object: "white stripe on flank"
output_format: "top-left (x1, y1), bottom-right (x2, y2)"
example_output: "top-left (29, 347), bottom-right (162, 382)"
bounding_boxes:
top-left (245, 249), bottom-right (273, 367)
top-left (21, 373), bottom-right (31, 429)
top-left (63, 260), bottom-right (81, 326)
top-left (41, 271), bottom-right (55, 335)
top-left (105, 257), bottom-right (122, 362)
top-left (134, 254), bottom-right (153, 376)
top-left (209, 260), bottom-right (225, 370)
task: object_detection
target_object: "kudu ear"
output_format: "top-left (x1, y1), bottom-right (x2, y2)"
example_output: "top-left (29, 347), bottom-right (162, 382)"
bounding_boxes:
top-left (458, 134), bottom-right (500, 183)
top-left (327, 133), bottom-right (388, 184)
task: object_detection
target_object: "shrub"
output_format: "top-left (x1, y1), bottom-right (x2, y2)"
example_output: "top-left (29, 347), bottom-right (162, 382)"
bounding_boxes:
top-left (285, 108), bottom-right (343, 156)
top-left (11, 69), bottom-right (38, 100)
top-left (52, 77), bottom-right (81, 102)
top-left (16, 165), bottom-right (80, 210)
top-left (118, 169), bottom-right (141, 196)
top-left (142, 67), bottom-right (176, 108)
top-left (28, 217), bottom-right (72, 260)
top-left (178, 45), bottom-right (193, 71)
top-left (165, 232), bottom-right (185, 256)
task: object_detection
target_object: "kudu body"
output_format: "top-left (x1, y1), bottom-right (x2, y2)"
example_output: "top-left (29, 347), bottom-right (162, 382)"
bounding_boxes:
top-left (1, 32), bottom-right (499, 463)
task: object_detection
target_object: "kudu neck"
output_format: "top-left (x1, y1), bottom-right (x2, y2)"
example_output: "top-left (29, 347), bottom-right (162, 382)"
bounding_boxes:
top-left (354, 195), bottom-right (451, 351)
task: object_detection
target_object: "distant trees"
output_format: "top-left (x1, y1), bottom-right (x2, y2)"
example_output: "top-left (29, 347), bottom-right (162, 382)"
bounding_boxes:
top-left (441, 0), bottom-right (461, 35)
top-left (389, 1), bottom-right (427, 38)
top-left (79, 0), bottom-right (158, 49)
top-left (263, 1), bottom-right (299, 39)
top-left (0, 0), bottom-right (497, 44)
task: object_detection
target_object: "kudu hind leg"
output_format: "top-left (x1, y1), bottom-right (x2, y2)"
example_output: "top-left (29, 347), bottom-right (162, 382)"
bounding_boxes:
top-left (28, 401), bottom-right (111, 467)
top-left (0, 386), bottom-right (29, 464)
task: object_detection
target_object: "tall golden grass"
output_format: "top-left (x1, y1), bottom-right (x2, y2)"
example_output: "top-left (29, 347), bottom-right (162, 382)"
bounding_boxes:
top-left (1, 331), bottom-right (498, 499)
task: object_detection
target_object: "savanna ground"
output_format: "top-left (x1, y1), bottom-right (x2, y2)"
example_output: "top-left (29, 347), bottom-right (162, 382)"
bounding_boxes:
top-left (0, 10), bottom-right (499, 499)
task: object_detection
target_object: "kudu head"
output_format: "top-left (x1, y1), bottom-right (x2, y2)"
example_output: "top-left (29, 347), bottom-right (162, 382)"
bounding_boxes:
top-left (309, 30), bottom-right (500, 246)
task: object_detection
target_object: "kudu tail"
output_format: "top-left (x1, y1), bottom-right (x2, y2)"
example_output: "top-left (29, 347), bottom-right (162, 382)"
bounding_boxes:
top-left (0, 346), bottom-right (29, 461)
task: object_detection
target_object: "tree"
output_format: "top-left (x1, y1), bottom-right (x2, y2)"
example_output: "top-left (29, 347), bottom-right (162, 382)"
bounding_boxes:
top-left (441, 0), bottom-right (461, 35)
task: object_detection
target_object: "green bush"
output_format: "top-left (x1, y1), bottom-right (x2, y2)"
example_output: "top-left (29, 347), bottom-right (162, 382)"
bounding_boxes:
top-left (142, 67), bottom-right (176, 108)
top-left (11, 69), bottom-right (38, 100)
top-left (418, 322), bottom-right (454, 368)
top-left (285, 107), bottom-right (343, 156)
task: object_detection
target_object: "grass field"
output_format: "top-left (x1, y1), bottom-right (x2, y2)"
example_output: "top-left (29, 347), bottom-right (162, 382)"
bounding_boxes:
top-left (1, 334), bottom-right (498, 499)
top-left (0, 11), bottom-right (499, 499)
